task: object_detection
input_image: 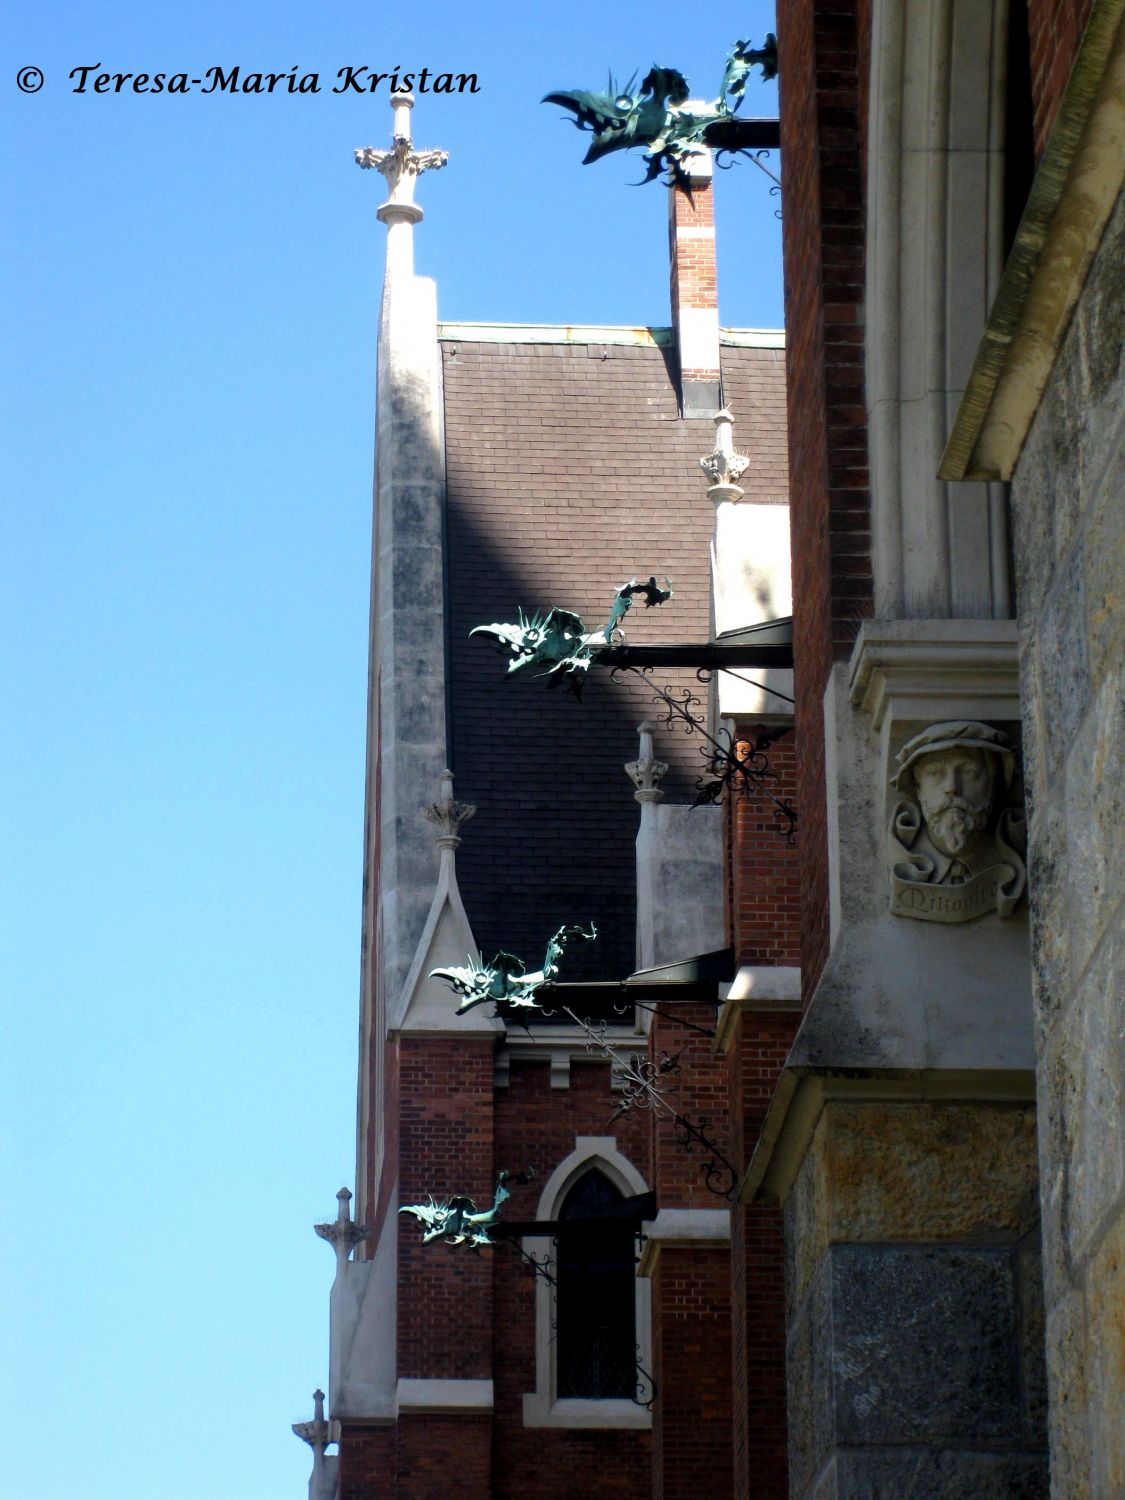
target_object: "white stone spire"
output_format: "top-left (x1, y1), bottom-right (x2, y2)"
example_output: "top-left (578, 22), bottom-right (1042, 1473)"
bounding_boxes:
top-left (355, 91), bottom-right (448, 280)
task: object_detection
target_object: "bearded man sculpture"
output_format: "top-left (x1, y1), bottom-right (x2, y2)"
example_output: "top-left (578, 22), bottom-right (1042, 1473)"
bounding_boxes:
top-left (889, 721), bottom-right (1026, 923)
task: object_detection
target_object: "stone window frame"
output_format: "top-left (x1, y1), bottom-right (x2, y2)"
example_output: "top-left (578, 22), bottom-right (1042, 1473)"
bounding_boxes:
top-left (521, 1135), bottom-right (652, 1430)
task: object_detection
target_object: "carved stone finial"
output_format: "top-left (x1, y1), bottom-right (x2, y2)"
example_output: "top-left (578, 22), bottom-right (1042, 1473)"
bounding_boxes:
top-left (423, 769), bottom-right (476, 849)
top-left (314, 1186), bottom-right (371, 1270)
top-left (355, 92), bottom-right (448, 221)
top-left (626, 720), bottom-right (669, 805)
top-left (888, 720), bottom-right (1026, 922)
top-left (700, 408), bottom-right (750, 503)
top-left (292, 1389), bottom-right (330, 1451)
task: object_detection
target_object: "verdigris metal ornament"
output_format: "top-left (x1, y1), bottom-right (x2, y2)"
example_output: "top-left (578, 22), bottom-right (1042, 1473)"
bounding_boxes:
top-left (545, 36), bottom-right (777, 184)
top-left (471, 575), bottom-right (671, 694)
top-left (399, 1169), bottom-right (533, 1250)
top-left (431, 922), bottom-right (597, 1014)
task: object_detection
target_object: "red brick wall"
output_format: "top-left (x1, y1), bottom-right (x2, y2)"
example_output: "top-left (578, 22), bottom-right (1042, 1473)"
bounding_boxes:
top-left (338, 1424), bottom-right (395, 1500)
top-left (397, 1036), bottom-right (496, 1380)
top-left (725, 1010), bottom-right (801, 1500)
top-left (649, 1004), bottom-right (732, 1208)
top-left (650, 1248), bottom-right (733, 1500)
top-left (726, 728), bottom-right (801, 966)
top-left (776, 0), bottom-right (874, 1003)
top-left (1028, 0), bottom-right (1096, 154)
top-left (397, 1414), bottom-right (492, 1500)
top-left (492, 1059), bottom-right (652, 1500)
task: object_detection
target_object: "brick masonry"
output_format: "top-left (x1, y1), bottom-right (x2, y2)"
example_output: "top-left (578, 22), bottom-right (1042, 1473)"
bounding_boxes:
top-left (1028, 0), bottom-right (1097, 155)
top-left (776, 0), bottom-right (874, 1005)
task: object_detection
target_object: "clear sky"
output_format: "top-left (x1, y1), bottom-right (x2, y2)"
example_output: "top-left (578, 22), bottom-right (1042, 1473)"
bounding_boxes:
top-left (1, 3), bottom-right (780, 1496)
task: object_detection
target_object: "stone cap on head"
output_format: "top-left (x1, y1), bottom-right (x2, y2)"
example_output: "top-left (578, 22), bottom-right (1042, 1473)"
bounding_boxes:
top-left (892, 720), bottom-right (1015, 790)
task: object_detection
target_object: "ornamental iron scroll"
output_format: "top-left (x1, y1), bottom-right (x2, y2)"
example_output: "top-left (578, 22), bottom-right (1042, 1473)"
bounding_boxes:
top-left (611, 664), bottom-right (797, 838)
top-left (545, 36), bottom-right (778, 186)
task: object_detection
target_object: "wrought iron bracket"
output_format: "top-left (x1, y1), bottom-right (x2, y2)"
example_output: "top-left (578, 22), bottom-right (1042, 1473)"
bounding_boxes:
top-left (610, 661), bottom-right (797, 835)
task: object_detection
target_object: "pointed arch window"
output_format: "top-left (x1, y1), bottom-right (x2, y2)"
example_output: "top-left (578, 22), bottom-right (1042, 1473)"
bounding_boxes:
top-left (522, 1136), bottom-right (651, 1429)
top-left (556, 1170), bottom-right (636, 1399)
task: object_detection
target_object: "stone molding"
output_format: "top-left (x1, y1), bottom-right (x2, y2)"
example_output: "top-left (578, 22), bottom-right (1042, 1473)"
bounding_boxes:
top-left (396, 1378), bottom-right (493, 1414)
top-left (494, 1026), bottom-right (637, 1090)
top-left (637, 1207), bottom-right (731, 1277)
top-left (714, 965), bottom-right (802, 1055)
top-left (940, 0), bottom-right (1125, 481)
top-left (741, 1068), bottom-right (1037, 1208)
top-left (848, 619), bottom-right (1021, 732)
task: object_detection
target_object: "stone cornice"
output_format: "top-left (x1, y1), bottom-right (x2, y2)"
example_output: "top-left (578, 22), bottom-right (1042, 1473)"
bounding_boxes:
top-left (637, 1207), bottom-right (731, 1276)
top-left (713, 966), bottom-right (802, 1055)
top-left (847, 619), bottom-right (1021, 729)
top-left (740, 1067), bottom-right (1037, 1207)
top-left (940, 0), bottom-right (1125, 480)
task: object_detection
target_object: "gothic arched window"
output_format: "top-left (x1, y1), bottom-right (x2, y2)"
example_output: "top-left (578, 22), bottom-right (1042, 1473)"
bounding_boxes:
top-left (555, 1169), bottom-right (636, 1399)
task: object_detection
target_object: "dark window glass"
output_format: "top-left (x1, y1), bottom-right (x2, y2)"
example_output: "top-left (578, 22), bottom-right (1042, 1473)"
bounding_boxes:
top-left (555, 1169), bottom-right (636, 1399)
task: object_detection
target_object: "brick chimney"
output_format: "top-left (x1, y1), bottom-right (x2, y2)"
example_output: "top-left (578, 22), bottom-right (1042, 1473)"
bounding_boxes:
top-left (668, 142), bottom-right (721, 416)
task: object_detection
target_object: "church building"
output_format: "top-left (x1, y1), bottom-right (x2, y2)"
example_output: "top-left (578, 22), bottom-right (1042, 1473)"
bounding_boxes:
top-left (295, 4), bottom-right (1124, 1496)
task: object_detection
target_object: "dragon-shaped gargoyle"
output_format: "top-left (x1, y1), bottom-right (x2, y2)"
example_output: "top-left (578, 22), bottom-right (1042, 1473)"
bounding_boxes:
top-left (471, 575), bottom-right (672, 694)
top-left (399, 1169), bottom-right (534, 1250)
top-left (430, 922), bottom-right (597, 1015)
top-left (545, 35), bottom-right (777, 183)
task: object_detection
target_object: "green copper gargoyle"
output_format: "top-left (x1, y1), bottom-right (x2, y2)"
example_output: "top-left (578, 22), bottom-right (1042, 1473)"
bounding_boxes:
top-left (399, 1169), bottom-right (533, 1250)
top-left (430, 922), bottom-right (597, 1015)
top-left (471, 575), bottom-right (672, 694)
top-left (545, 35), bottom-right (777, 183)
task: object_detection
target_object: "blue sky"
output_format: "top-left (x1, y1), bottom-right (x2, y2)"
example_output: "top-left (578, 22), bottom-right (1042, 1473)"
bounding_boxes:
top-left (1, 3), bottom-right (781, 1496)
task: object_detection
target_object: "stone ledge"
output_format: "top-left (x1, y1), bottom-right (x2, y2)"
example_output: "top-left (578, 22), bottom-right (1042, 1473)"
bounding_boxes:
top-left (396, 1378), bottom-right (493, 1414)
top-left (742, 1068), bottom-right (1037, 1208)
top-left (847, 619), bottom-right (1021, 730)
top-left (521, 1392), bottom-right (652, 1430)
top-left (638, 1207), bottom-right (731, 1276)
top-left (714, 965), bottom-right (802, 1054)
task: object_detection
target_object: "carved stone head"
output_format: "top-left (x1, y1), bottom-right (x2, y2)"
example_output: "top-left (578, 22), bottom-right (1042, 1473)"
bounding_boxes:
top-left (889, 722), bottom-right (1024, 921)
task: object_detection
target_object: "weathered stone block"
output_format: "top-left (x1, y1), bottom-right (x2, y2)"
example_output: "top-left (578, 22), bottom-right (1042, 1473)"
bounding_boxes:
top-left (824, 1446), bottom-right (1047, 1499)
top-left (829, 1245), bottom-right (1021, 1447)
top-left (1086, 1212), bottom-right (1125, 1498)
top-left (1026, 795), bottom-right (1071, 1056)
top-left (1045, 1285), bottom-right (1091, 1500)
top-left (1043, 922), bottom-right (1125, 1267)
top-left (825, 1102), bottom-right (1039, 1244)
top-left (786, 1254), bottom-right (834, 1500)
top-left (1082, 433), bottom-right (1124, 683)
top-left (1039, 542), bottom-right (1091, 778)
top-left (784, 1101), bottom-right (1040, 1320)
top-left (1064, 670), bottom-right (1124, 980)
